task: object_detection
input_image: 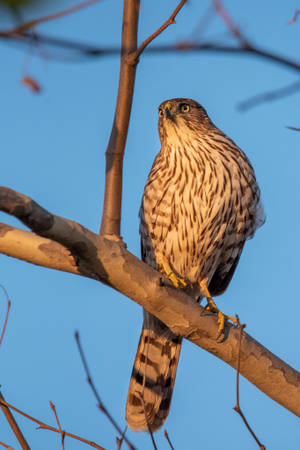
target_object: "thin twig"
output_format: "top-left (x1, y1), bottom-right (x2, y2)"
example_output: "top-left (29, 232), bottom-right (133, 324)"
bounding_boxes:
top-left (164, 430), bottom-right (175, 450)
top-left (0, 441), bottom-right (14, 449)
top-left (0, 391), bottom-right (30, 450)
top-left (288, 9), bottom-right (300, 25)
top-left (7, 0), bottom-right (100, 34)
top-left (137, 393), bottom-right (157, 450)
top-left (116, 425), bottom-right (128, 450)
top-left (1, 30), bottom-right (300, 73)
top-left (212, 0), bottom-right (249, 46)
top-left (286, 126), bottom-right (300, 131)
top-left (233, 322), bottom-right (266, 450)
top-left (0, 285), bottom-right (11, 347)
top-left (0, 397), bottom-right (105, 450)
top-left (74, 332), bottom-right (136, 450)
top-left (50, 402), bottom-right (65, 450)
top-left (238, 80), bottom-right (300, 111)
top-left (132, 0), bottom-right (187, 62)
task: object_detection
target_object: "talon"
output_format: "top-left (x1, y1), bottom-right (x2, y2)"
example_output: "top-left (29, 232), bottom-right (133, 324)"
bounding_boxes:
top-left (157, 254), bottom-right (187, 288)
top-left (199, 278), bottom-right (237, 339)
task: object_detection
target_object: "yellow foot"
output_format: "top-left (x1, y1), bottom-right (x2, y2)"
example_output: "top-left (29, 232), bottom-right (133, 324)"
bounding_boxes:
top-left (157, 255), bottom-right (187, 288)
top-left (199, 278), bottom-right (238, 338)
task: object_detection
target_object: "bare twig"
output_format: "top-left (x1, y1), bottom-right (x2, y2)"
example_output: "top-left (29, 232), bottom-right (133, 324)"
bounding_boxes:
top-left (0, 285), bottom-right (11, 347)
top-left (132, 0), bottom-right (187, 62)
top-left (0, 391), bottom-right (29, 450)
top-left (116, 426), bottom-right (128, 450)
top-left (49, 402), bottom-right (65, 450)
top-left (137, 392), bottom-right (157, 450)
top-left (164, 430), bottom-right (175, 450)
top-left (0, 397), bottom-right (105, 450)
top-left (233, 323), bottom-right (266, 450)
top-left (74, 332), bottom-right (136, 450)
top-left (1, 30), bottom-right (300, 73)
top-left (286, 126), bottom-right (300, 131)
top-left (7, 0), bottom-right (100, 35)
top-left (0, 441), bottom-right (13, 450)
top-left (238, 80), bottom-right (300, 111)
top-left (288, 9), bottom-right (300, 25)
top-left (212, 0), bottom-right (249, 46)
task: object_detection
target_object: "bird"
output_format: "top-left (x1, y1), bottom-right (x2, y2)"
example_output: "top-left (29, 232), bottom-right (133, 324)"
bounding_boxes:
top-left (125, 98), bottom-right (264, 432)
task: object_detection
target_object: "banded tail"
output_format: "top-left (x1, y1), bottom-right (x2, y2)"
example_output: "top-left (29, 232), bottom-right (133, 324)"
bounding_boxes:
top-left (126, 312), bottom-right (182, 432)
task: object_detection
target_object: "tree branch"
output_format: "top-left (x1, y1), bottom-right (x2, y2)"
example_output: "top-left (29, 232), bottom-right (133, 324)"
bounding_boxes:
top-left (132, 0), bottom-right (187, 62)
top-left (0, 397), bottom-right (105, 450)
top-left (0, 223), bottom-right (91, 278)
top-left (6, 0), bottom-right (100, 35)
top-left (1, 186), bottom-right (300, 419)
top-left (0, 392), bottom-right (30, 450)
top-left (1, 31), bottom-right (300, 73)
top-left (99, 0), bottom-right (140, 237)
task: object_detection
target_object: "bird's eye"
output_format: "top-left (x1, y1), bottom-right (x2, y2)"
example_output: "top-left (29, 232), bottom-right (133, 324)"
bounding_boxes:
top-left (159, 109), bottom-right (163, 117)
top-left (181, 104), bottom-right (190, 113)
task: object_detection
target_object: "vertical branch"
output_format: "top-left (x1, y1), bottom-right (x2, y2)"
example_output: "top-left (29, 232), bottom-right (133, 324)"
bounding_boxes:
top-left (100, 0), bottom-right (140, 237)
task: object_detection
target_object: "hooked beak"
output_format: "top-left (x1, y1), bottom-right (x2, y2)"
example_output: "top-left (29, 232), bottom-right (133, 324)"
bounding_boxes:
top-left (165, 106), bottom-right (173, 119)
top-left (164, 103), bottom-right (176, 122)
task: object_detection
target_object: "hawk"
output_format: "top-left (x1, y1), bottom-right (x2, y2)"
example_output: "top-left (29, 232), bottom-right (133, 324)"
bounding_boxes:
top-left (126, 98), bottom-right (264, 432)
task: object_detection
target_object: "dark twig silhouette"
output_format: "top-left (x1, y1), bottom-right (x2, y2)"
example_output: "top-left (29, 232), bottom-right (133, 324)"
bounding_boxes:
top-left (137, 393), bottom-right (158, 450)
top-left (238, 80), bottom-right (300, 111)
top-left (75, 331), bottom-right (136, 450)
top-left (116, 425), bottom-right (128, 450)
top-left (49, 402), bottom-right (65, 450)
top-left (0, 285), bottom-right (11, 347)
top-left (0, 396), bottom-right (105, 449)
top-left (233, 319), bottom-right (266, 450)
top-left (164, 430), bottom-right (175, 450)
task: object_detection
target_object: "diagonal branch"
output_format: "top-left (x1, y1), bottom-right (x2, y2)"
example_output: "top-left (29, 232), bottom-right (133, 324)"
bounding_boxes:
top-left (0, 391), bottom-right (30, 450)
top-left (75, 332), bottom-right (136, 450)
top-left (211, 0), bottom-right (249, 46)
top-left (0, 223), bottom-right (88, 278)
top-left (0, 397), bottom-right (105, 450)
top-left (132, 0), bottom-right (187, 62)
top-left (1, 186), bottom-right (300, 420)
top-left (6, 0), bottom-right (101, 35)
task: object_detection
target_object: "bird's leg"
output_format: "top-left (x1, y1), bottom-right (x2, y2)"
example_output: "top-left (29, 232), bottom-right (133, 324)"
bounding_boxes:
top-left (199, 278), bottom-right (238, 337)
top-left (156, 254), bottom-right (187, 288)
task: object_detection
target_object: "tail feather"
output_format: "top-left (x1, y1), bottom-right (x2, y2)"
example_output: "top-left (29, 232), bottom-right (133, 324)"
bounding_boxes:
top-left (126, 312), bottom-right (182, 432)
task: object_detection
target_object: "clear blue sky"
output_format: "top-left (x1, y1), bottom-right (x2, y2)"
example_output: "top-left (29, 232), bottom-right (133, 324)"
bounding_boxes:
top-left (1, 1), bottom-right (300, 448)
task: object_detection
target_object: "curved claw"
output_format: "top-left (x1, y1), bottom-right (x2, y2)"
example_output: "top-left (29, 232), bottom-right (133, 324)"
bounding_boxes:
top-left (157, 254), bottom-right (187, 288)
top-left (199, 278), bottom-right (237, 339)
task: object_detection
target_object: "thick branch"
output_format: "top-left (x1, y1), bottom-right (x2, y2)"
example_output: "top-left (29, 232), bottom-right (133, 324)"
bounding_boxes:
top-left (100, 0), bottom-right (140, 237)
top-left (1, 186), bottom-right (300, 419)
top-left (0, 224), bottom-right (89, 278)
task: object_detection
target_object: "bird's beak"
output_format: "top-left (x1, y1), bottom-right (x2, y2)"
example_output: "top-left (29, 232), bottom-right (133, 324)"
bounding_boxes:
top-left (164, 103), bottom-right (176, 121)
top-left (165, 106), bottom-right (173, 119)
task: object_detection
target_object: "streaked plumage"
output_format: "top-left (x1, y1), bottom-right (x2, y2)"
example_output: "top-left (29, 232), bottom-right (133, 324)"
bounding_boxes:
top-left (126, 98), bottom-right (264, 432)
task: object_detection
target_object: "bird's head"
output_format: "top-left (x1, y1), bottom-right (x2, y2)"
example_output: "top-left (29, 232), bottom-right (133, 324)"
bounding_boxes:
top-left (158, 98), bottom-right (213, 145)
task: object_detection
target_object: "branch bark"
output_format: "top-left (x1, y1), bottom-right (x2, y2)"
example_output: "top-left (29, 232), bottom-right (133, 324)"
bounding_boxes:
top-left (1, 186), bottom-right (300, 419)
top-left (100, 0), bottom-right (140, 237)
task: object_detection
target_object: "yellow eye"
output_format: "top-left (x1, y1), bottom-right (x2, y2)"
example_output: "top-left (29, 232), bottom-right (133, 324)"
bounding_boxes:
top-left (159, 109), bottom-right (163, 117)
top-left (181, 104), bottom-right (190, 113)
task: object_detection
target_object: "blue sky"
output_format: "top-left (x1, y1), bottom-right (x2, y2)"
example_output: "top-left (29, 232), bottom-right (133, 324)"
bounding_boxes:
top-left (1, 1), bottom-right (300, 449)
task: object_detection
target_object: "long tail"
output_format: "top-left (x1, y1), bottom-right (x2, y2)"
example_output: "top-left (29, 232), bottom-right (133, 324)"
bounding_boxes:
top-left (126, 311), bottom-right (182, 432)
